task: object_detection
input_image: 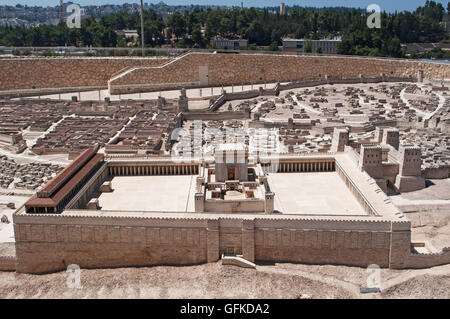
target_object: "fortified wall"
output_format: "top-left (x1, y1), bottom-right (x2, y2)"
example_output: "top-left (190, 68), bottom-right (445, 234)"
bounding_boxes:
top-left (1, 53), bottom-right (449, 94)
top-left (108, 53), bottom-right (450, 93)
top-left (11, 151), bottom-right (450, 274)
top-left (0, 57), bottom-right (169, 92)
top-left (13, 210), bottom-right (409, 274)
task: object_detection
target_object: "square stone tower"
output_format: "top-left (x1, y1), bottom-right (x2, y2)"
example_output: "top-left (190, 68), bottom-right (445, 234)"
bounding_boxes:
top-left (359, 144), bottom-right (383, 178)
top-left (331, 127), bottom-right (349, 152)
top-left (178, 88), bottom-right (188, 113)
top-left (215, 143), bottom-right (248, 182)
top-left (374, 127), bottom-right (384, 143)
top-left (395, 144), bottom-right (425, 192)
top-left (382, 128), bottom-right (400, 150)
top-left (398, 145), bottom-right (422, 176)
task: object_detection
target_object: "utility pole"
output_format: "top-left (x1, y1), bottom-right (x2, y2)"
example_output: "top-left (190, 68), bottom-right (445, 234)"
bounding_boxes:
top-left (140, 0), bottom-right (145, 57)
top-left (60, 0), bottom-right (64, 24)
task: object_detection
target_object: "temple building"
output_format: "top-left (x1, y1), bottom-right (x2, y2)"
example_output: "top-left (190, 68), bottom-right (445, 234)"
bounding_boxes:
top-left (13, 135), bottom-right (449, 274)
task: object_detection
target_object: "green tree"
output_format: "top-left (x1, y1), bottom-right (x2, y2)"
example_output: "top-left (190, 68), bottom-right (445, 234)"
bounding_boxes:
top-left (191, 23), bottom-right (205, 48)
top-left (167, 12), bottom-right (186, 38)
top-left (303, 41), bottom-right (313, 53)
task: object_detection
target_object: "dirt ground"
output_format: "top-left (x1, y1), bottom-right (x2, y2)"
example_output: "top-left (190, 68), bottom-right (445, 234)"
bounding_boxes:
top-left (396, 179), bottom-right (450, 201)
top-left (0, 261), bottom-right (448, 299)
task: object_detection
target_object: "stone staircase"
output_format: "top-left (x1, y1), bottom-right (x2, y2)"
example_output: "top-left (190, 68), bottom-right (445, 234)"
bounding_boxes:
top-left (221, 254), bottom-right (256, 269)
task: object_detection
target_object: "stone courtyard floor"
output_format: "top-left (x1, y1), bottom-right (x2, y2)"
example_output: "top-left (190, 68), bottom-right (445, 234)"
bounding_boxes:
top-left (97, 175), bottom-right (196, 212)
top-left (268, 172), bottom-right (367, 216)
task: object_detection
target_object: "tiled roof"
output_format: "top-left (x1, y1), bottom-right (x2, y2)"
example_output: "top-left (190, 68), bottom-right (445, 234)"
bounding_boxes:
top-left (26, 153), bottom-right (103, 208)
top-left (36, 148), bottom-right (95, 198)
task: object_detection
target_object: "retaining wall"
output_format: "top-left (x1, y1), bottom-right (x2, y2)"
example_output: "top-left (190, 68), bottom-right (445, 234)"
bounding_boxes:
top-left (402, 248), bottom-right (450, 268)
top-left (108, 53), bottom-right (448, 94)
top-left (423, 166), bottom-right (450, 179)
top-left (13, 209), bottom-right (417, 273)
top-left (0, 256), bottom-right (16, 271)
top-left (0, 57), bottom-right (169, 92)
top-left (2, 54), bottom-right (442, 95)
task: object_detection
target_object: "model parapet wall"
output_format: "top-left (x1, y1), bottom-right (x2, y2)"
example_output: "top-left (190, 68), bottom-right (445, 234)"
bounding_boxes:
top-left (14, 209), bottom-right (449, 273)
top-left (0, 57), bottom-right (169, 92)
top-left (108, 53), bottom-right (450, 93)
top-left (0, 256), bottom-right (16, 271)
top-left (13, 209), bottom-right (407, 274)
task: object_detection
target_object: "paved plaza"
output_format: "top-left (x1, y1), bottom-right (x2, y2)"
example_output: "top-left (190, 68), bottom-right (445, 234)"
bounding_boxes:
top-left (98, 175), bottom-right (196, 212)
top-left (269, 172), bottom-right (367, 216)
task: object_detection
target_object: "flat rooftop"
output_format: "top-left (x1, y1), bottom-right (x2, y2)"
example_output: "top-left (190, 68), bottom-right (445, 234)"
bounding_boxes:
top-left (97, 175), bottom-right (196, 212)
top-left (268, 172), bottom-right (367, 216)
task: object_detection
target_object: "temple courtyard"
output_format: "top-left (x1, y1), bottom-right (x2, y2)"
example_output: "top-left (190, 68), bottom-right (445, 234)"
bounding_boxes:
top-left (97, 175), bottom-right (196, 212)
top-left (268, 172), bottom-right (366, 215)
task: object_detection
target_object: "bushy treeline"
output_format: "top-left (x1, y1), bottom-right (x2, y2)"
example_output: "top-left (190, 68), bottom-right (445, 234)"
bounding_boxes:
top-left (0, 1), bottom-right (448, 58)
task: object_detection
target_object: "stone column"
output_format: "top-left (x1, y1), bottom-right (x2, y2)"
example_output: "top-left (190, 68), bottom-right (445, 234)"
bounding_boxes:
top-left (242, 219), bottom-right (255, 263)
top-left (389, 224), bottom-right (411, 269)
top-left (206, 219), bottom-right (220, 263)
top-left (195, 192), bottom-right (204, 213)
top-left (265, 192), bottom-right (275, 214)
top-left (418, 70), bottom-right (424, 83)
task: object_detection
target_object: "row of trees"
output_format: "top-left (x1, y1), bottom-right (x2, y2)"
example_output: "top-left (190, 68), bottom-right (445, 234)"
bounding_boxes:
top-left (0, 1), bottom-right (448, 58)
top-left (337, 1), bottom-right (448, 57)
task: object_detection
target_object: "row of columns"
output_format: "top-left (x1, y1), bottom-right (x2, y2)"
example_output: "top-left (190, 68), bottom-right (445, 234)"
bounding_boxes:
top-left (109, 165), bottom-right (198, 176)
top-left (276, 161), bottom-right (335, 173)
top-left (26, 206), bottom-right (56, 214)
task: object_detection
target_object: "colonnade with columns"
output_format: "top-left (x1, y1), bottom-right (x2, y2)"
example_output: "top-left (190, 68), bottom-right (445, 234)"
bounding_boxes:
top-left (108, 164), bottom-right (199, 176)
top-left (262, 161), bottom-right (335, 173)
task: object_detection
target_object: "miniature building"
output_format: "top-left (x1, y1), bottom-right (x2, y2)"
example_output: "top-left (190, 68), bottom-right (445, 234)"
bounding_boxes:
top-left (359, 144), bottom-right (383, 178)
top-left (331, 128), bottom-right (349, 152)
top-left (100, 181), bottom-right (112, 193)
top-left (214, 143), bottom-right (248, 182)
top-left (12, 146), bottom-right (450, 274)
top-left (178, 88), bottom-right (188, 113)
top-left (395, 145), bottom-right (426, 192)
top-left (382, 128), bottom-right (400, 150)
top-left (87, 198), bottom-right (99, 210)
top-left (374, 127), bottom-right (384, 143)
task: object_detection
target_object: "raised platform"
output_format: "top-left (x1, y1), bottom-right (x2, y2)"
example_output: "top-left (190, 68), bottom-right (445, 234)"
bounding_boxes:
top-left (268, 172), bottom-right (367, 216)
top-left (97, 175), bottom-right (196, 212)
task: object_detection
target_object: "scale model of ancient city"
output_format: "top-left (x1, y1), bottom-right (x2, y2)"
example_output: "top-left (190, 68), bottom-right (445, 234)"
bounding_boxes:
top-left (0, 51), bottom-right (449, 298)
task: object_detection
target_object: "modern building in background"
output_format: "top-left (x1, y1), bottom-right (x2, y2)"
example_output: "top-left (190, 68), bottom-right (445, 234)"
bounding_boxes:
top-left (210, 38), bottom-right (248, 50)
top-left (115, 29), bottom-right (139, 39)
top-left (283, 38), bottom-right (342, 55)
top-left (280, 3), bottom-right (286, 15)
top-left (441, 13), bottom-right (450, 33)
